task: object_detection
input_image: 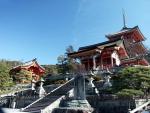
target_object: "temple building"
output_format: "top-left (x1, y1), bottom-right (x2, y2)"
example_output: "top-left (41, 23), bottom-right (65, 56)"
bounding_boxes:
top-left (10, 58), bottom-right (45, 82)
top-left (68, 26), bottom-right (149, 72)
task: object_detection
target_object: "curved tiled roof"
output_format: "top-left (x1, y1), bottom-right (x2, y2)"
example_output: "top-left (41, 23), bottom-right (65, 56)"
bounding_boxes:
top-left (78, 39), bottom-right (121, 51)
top-left (105, 26), bottom-right (138, 38)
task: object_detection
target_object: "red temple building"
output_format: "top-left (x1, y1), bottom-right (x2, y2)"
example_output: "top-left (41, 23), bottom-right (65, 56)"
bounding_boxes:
top-left (10, 58), bottom-right (45, 82)
top-left (68, 26), bottom-right (149, 73)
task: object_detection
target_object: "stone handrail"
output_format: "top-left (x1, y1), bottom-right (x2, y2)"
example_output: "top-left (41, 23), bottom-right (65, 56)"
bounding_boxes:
top-left (21, 77), bottom-right (74, 111)
top-left (41, 95), bottom-right (65, 113)
top-left (42, 88), bottom-right (74, 113)
top-left (129, 100), bottom-right (150, 113)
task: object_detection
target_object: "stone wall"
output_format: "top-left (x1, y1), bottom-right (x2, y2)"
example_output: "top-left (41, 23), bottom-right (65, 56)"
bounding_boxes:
top-left (87, 95), bottom-right (136, 113)
top-left (52, 108), bottom-right (90, 113)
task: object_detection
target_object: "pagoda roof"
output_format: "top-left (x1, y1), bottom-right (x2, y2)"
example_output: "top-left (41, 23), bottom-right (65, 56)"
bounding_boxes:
top-left (75, 26), bottom-right (145, 52)
top-left (121, 57), bottom-right (149, 66)
top-left (105, 26), bottom-right (145, 40)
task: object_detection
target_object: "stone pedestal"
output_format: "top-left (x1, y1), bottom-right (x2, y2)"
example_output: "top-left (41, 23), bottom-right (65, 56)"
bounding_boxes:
top-left (74, 75), bottom-right (85, 100)
top-left (64, 100), bottom-right (92, 108)
top-left (56, 74), bottom-right (93, 113)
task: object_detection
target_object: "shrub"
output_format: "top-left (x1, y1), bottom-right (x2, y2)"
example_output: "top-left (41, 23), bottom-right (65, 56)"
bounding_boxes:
top-left (112, 67), bottom-right (150, 95)
top-left (93, 76), bottom-right (101, 81)
top-left (54, 80), bottom-right (67, 84)
top-left (116, 89), bottom-right (144, 98)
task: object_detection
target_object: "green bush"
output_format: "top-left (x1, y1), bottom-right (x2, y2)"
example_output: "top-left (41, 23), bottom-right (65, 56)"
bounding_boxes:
top-left (112, 67), bottom-right (150, 97)
top-left (0, 61), bottom-right (14, 90)
top-left (116, 89), bottom-right (144, 97)
top-left (54, 80), bottom-right (67, 84)
top-left (93, 76), bottom-right (101, 81)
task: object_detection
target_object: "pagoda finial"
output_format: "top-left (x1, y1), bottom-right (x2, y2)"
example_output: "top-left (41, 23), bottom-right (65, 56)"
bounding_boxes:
top-left (122, 9), bottom-right (127, 29)
top-left (32, 58), bottom-right (37, 62)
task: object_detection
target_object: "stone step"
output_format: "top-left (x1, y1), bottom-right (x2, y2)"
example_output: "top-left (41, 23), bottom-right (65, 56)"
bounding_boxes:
top-left (22, 78), bottom-right (74, 112)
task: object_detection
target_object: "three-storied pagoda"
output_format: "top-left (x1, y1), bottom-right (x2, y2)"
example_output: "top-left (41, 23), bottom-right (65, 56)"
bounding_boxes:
top-left (68, 26), bottom-right (149, 72)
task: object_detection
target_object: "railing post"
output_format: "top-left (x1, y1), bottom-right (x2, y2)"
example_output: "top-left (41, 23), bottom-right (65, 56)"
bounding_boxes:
top-left (128, 108), bottom-right (131, 113)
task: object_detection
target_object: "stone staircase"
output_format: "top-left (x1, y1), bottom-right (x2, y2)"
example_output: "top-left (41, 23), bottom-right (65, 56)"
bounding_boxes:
top-left (22, 78), bottom-right (74, 113)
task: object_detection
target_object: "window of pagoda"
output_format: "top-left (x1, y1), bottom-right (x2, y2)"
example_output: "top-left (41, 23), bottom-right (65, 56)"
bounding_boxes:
top-left (123, 32), bottom-right (147, 58)
top-left (118, 47), bottom-right (128, 59)
top-left (132, 30), bottom-right (144, 42)
top-left (124, 33), bottom-right (134, 42)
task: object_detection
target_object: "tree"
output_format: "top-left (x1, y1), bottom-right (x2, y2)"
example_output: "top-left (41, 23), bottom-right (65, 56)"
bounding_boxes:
top-left (111, 66), bottom-right (150, 97)
top-left (0, 61), bottom-right (13, 90)
top-left (145, 49), bottom-right (150, 63)
top-left (57, 55), bottom-right (66, 74)
top-left (65, 45), bottom-right (75, 73)
top-left (42, 65), bottom-right (58, 75)
top-left (57, 55), bottom-right (66, 65)
top-left (13, 70), bottom-right (32, 83)
top-left (57, 45), bottom-right (75, 74)
top-left (116, 89), bottom-right (144, 97)
top-left (66, 45), bottom-right (74, 54)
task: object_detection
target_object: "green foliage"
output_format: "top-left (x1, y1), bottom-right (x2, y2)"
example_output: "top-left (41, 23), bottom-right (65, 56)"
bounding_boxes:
top-left (0, 60), bottom-right (14, 90)
top-left (57, 64), bottom-right (66, 74)
top-left (57, 55), bottom-right (68, 74)
top-left (42, 65), bottom-right (58, 75)
top-left (44, 78), bottom-right (67, 85)
top-left (112, 66), bottom-right (150, 97)
top-left (93, 76), bottom-right (101, 81)
top-left (99, 87), bottom-right (113, 94)
top-left (54, 80), bottom-right (67, 84)
top-left (0, 59), bottom-right (22, 68)
top-left (13, 70), bottom-right (32, 83)
top-left (116, 89), bottom-right (144, 97)
top-left (145, 50), bottom-right (150, 63)
top-left (57, 55), bottom-right (66, 65)
top-left (57, 45), bottom-right (75, 74)
top-left (66, 45), bottom-right (74, 54)
top-left (0, 59), bottom-right (23, 90)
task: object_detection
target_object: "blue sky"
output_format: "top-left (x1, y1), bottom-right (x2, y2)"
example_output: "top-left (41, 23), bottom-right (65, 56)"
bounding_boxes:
top-left (0, 0), bottom-right (150, 64)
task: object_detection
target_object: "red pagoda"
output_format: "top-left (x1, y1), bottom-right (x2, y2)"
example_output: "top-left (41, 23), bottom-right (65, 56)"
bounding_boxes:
top-left (10, 58), bottom-right (45, 81)
top-left (68, 26), bottom-right (149, 72)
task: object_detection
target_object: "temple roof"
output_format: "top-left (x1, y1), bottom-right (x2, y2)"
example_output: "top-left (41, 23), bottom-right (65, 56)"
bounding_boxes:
top-left (68, 39), bottom-right (121, 58)
top-left (10, 58), bottom-right (45, 75)
top-left (78, 39), bottom-right (121, 51)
